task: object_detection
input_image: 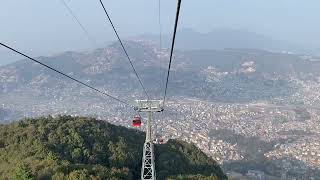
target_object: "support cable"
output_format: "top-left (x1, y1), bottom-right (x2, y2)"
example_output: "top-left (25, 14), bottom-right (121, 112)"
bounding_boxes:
top-left (158, 0), bottom-right (162, 50)
top-left (158, 0), bottom-right (165, 141)
top-left (158, 0), bottom-right (164, 99)
top-left (99, 0), bottom-right (150, 100)
top-left (0, 42), bottom-right (132, 107)
top-left (59, 0), bottom-right (97, 46)
top-left (163, 0), bottom-right (182, 105)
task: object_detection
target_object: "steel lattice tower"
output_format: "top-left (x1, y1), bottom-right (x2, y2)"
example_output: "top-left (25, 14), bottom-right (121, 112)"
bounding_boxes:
top-left (135, 100), bottom-right (163, 180)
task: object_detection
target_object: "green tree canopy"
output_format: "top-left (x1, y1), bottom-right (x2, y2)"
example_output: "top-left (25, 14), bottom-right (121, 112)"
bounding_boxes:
top-left (0, 116), bottom-right (226, 180)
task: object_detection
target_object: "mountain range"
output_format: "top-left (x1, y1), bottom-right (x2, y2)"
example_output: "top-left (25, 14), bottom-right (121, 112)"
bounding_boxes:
top-left (1, 39), bottom-right (320, 121)
top-left (136, 29), bottom-right (305, 53)
top-left (1, 28), bottom-right (311, 67)
top-left (1, 36), bottom-right (320, 179)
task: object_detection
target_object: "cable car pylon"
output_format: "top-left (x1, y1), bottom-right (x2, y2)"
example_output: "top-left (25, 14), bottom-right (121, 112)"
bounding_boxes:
top-left (135, 100), bottom-right (164, 180)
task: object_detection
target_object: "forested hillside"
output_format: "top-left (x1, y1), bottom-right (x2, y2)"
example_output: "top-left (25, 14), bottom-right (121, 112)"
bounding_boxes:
top-left (0, 116), bottom-right (226, 180)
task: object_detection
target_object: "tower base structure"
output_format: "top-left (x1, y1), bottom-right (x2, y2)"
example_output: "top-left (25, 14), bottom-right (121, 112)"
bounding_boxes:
top-left (141, 141), bottom-right (156, 180)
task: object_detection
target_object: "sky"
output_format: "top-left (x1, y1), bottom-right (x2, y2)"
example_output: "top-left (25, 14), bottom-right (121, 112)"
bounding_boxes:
top-left (1, 0), bottom-right (320, 65)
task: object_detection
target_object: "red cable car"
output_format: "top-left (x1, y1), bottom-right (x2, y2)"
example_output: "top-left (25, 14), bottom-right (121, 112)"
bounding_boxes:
top-left (132, 115), bottom-right (142, 127)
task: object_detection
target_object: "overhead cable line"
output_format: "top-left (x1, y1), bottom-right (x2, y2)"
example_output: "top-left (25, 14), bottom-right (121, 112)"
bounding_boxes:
top-left (158, 0), bottom-right (164, 99)
top-left (158, 0), bottom-right (162, 50)
top-left (0, 42), bottom-right (132, 107)
top-left (59, 0), bottom-right (97, 46)
top-left (99, 0), bottom-right (150, 100)
top-left (163, 0), bottom-right (182, 105)
top-left (158, 0), bottom-right (165, 128)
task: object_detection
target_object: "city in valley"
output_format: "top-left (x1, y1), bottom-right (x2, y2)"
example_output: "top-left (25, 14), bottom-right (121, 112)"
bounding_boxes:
top-left (1, 40), bottom-right (320, 179)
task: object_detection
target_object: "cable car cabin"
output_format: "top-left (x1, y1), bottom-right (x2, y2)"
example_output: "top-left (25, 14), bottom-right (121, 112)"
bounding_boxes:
top-left (132, 115), bottom-right (142, 127)
top-left (132, 119), bottom-right (141, 127)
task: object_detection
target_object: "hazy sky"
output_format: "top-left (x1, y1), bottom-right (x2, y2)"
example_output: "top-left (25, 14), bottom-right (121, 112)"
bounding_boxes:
top-left (1, 0), bottom-right (320, 65)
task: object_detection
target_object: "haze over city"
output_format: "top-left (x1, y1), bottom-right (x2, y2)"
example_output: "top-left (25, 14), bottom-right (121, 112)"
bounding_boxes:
top-left (1, 0), bottom-right (320, 65)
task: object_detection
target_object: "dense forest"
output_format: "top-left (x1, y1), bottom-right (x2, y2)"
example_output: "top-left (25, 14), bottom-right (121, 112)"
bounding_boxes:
top-left (0, 116), bottom-right (226, 180)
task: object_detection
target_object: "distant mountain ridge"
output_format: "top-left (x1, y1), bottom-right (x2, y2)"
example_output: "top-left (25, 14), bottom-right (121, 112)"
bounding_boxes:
top-left (137, 28), bottom-right (303, 53)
